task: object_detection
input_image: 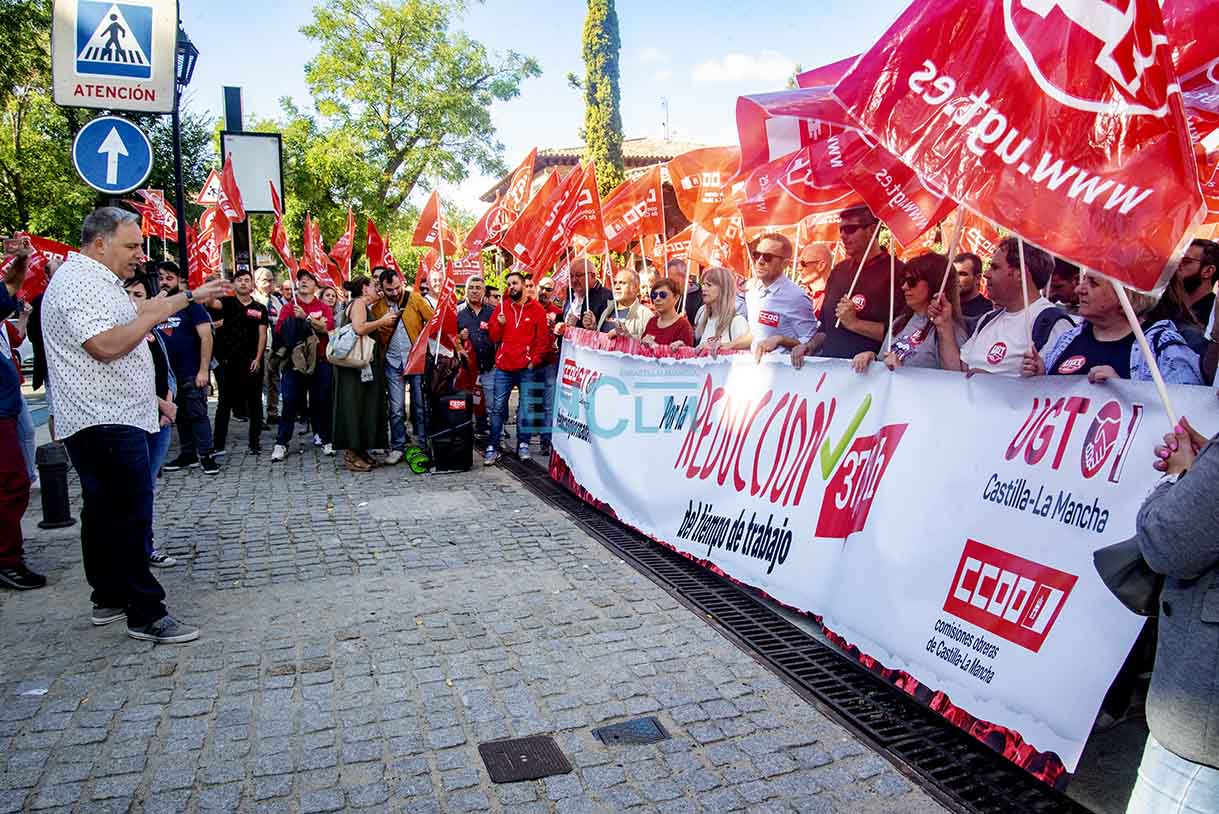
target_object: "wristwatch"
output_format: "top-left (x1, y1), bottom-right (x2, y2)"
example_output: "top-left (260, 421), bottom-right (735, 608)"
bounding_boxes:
top-left (184, 289), bottom-right (195, 304)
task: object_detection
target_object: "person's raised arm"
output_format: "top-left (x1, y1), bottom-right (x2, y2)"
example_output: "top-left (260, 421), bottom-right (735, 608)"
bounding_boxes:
top-left (83, 276), bottom-right (229, 362)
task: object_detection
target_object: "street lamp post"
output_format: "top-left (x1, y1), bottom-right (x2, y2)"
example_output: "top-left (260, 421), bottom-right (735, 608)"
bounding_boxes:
top-left (172, 23), bottom-right (198, 279)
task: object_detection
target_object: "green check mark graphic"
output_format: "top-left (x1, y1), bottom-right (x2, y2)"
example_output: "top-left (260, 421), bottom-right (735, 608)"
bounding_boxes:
top-left (819, 394), bottom-right (872, 479)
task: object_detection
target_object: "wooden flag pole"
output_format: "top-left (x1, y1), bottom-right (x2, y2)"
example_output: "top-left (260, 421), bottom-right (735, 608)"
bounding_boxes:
top-left (935, 214), bottom-right (964, 297)
top-left (1113, 278), bottom-right (1177, 426)
top-left (1017, 238), bottom-right (1033, 344)
top-left (433, 195), bottom-right (448, 367)
top-left (835, 223), bottom-right (882, 329)
top-left (791, 222), bottom-right (802, 283)
top-left (887, 245), bottom-right (897, 356)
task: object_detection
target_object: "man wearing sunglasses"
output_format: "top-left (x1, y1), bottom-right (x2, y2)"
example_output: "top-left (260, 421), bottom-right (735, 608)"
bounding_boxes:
top-left (793, 206), bottom-right (900, 367)
top-left (746, 233), bottom-right (819, 362)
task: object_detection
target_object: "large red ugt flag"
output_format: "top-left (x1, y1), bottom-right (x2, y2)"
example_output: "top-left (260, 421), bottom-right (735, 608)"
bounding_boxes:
top-left (832, 0), bottom-right (1204, 292)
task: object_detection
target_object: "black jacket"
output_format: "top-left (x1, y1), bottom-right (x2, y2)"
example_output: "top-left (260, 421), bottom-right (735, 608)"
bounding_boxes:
top-left (456, 301), bottom-right (496, 373)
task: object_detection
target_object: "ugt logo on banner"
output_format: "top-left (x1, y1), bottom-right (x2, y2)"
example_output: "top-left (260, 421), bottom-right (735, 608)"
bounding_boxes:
top-left (75, 1), bottom-right (154, 80)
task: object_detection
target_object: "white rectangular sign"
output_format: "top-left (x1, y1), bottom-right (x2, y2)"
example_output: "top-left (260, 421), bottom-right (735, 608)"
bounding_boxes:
top-left (52, 0), bottom-right (178, 113)
top-left (551, 329), bottom-right (1217, 776)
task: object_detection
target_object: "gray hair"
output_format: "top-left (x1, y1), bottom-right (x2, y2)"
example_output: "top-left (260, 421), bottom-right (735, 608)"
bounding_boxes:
top-left (81, 207), bottom-right (139, 247)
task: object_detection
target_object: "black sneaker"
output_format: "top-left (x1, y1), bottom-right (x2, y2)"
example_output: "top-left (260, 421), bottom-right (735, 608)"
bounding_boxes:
top-left (91, 605), bottom-right (126, 625)
top-left (127, 615), bottom-right (199, 644)
top-left (212, 449), bottom-right (227, 459)
top-left (163, 453), bottom-right (198, 471)
top-left (199, 455), bottom-right (220, 475)
top-left (0, 565), bottom-right (46, 590)
top-left (538, 441), bottom-right (552, 458)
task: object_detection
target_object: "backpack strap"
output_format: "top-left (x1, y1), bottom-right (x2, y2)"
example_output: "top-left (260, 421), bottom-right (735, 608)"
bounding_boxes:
top-left (1032, 307), bottom-right (1076, 351)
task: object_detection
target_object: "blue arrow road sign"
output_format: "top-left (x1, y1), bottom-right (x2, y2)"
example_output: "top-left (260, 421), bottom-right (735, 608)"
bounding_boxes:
top-left (72, 115), bottom-right (153, 194)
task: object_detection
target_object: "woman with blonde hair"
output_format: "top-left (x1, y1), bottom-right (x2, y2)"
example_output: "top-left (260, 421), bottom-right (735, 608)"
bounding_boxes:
top-left (694, 266), bottom-right (749, 352)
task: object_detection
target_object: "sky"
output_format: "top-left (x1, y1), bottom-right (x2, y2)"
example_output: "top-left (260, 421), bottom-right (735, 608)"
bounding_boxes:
top-left (181, 0), bottom-right (909, 218)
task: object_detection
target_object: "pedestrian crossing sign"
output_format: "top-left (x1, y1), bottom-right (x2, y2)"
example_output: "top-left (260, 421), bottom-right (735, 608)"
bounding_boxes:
top-left (52, 0), bottom-right (176, 113)
top-left (75, 2), bottom-right (153, 79)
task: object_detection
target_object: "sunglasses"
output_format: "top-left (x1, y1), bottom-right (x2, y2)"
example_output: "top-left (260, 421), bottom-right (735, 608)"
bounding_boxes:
top-left (839, 222), bottom-right (876, 236)
top-left (755, 251), bottom-right (789, 264)
top-left (650, 290), bottom-right (671, 301)
top-left (540, 286), bottom-right (554, 292)
top-left (900, 275), bottom-right (924, 289)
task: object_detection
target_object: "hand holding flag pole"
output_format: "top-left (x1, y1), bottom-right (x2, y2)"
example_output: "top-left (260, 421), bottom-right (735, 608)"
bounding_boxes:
top-left (834, 222), bottom-right (882, 329)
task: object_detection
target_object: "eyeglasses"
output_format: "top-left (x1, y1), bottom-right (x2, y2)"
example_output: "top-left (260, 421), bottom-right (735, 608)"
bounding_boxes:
top-left (839, 222), bottom-right (876, 236)
top-left (900, 275), bottom-right (923, 289)
top-left (540, 286), bottom-right (554, 292)
top-left (798, 259), bottom-right (821, 268)
top-left (650, 290), bottom-right (670, 301)
top-left (755, 252), bottom-right (789, 264)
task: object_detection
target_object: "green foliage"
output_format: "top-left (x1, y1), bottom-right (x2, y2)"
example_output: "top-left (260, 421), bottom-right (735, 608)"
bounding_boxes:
top-left (300, 0), bottom-right (540, 216)
top-left (580, 0), bottom-right (624, 196)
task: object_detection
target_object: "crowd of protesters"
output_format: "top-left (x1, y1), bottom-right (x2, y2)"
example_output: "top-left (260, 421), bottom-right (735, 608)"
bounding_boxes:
top-left (2, 204), bottom-right (1219, 651)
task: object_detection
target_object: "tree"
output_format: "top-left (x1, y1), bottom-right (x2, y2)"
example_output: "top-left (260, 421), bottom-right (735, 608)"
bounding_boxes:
top-left (579, 0), bottom-right (624, 196)
top-left (300, 0), bottom-right (539, 218)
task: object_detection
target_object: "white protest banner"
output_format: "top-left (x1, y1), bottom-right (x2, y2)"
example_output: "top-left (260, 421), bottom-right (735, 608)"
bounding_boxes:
top-left (551, 329), bottom-right (1216, 776)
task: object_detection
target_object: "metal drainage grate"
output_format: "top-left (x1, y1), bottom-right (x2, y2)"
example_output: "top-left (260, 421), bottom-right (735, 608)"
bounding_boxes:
top-left (478, 735), bottom-right (573, 783)
top-left (592, 716), bottom-right (670, 746)
top-left (501, 456), bottom-right (1092, 814)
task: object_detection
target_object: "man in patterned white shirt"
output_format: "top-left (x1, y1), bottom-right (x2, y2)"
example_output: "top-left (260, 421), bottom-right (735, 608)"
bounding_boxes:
top-left (42, 208), bottom-right (228, 644)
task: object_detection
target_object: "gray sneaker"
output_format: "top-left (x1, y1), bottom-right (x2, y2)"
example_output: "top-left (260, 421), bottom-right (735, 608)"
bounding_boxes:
top-left (91, 605), bottom-right (126, 626)
top-left (148, 549), bottom-right (178, 568)
top-left (127, 615), bottom-right (200, 644)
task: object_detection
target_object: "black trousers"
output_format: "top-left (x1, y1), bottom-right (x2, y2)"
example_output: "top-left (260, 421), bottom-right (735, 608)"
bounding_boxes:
top-left (64, 425), bottom-right (167, 626)
top-left (214, 358), bottom-right (264, 450)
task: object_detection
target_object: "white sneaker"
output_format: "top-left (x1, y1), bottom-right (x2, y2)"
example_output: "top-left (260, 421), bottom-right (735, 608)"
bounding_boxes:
top-left (384, 450), bottom-right (404, 465)
top-left (518, 442), bottom-right (531, 462)
top-left (322, 443), bottom-right (334, 456)
top-left (483, 446), bottom-right (501, 466)
top-left (271, 444), bottom-right (286, 462)
top-left (313, 433), bottom-right (322, 447)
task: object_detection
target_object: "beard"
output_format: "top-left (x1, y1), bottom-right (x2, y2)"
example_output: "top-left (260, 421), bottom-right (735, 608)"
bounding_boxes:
top-left (1182, 270), bottom-right (1204, 294)
top-left (509, 289), bottom-right (523, 301)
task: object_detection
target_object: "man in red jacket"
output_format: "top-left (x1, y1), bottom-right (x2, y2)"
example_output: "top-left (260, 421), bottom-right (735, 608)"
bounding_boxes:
top-left (486, 270), bottom-right (548, 465)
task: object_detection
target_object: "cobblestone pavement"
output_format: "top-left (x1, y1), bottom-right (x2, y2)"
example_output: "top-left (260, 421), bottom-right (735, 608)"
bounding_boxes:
top-left (1, 433), bottom-right (946, 813)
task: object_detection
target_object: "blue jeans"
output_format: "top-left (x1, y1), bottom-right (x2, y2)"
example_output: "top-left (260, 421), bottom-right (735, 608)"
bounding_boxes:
top-left (174, 379), bottom-right (213, 459)
top-left (277, 361), bottom-right (333, 447)
top-left (386, 359), bottom-right (408, 451)
top-left (532, 362), bottom-right (558, 444)
top-left (145, 425), bottom-right (172, 557)
top-left (1128, 735), bottom-right (1219, 813)
top-left (63, 425), bottom-right (166, 626)
top-left (490, 368), bottom-right (533, 450)
top-left (16, 397), bottom-right (35, 481)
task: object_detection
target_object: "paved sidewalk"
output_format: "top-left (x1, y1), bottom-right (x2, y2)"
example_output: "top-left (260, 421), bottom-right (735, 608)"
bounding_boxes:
top-left (1, 437), bottom-right (945, 813)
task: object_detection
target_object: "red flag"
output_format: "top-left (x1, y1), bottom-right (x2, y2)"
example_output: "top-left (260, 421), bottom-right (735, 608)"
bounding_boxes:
top-left (268, 182), bottom-right (298, 273)
top-left (0, 234), bottom-right (74, 302)
top-left (329, 207), bottom-right (355, 283)
top-left (738, 133), bottom-right (868, 228)
top-left (365, 218), bottom-right (403, 281)
top-left (842, 143), bottom-right (958, 246)
top-left (411, 190), bottom-right (459, 257)
top-left (668, 148), bottom-right (744, 227)
top-left (217, 155), bottom-right (246, 223)
top-left (832, 0), bottom-right (1204, 292)
top-left (127, 189), bottom-right (178, 241)
top-left (502, 147), bottom-right (539, 218)
top-left (517, 165), bottom-right (587, 277)
top-left (448, 252), bottom-right (484, 286)
top-left (795, 55), bottom-right (859, 89)
top-left (188, 220), bottom-right (222, 288)
top-left (1164, 0), bottom-right (1219, 91)
top-left (465, 200), bottom-right (509, 254)
top-left (301, 215), bottom-right (336, 286)
top-left (499, 170), bottom-right (561, 268)
top-left (735, 88), bottom-right (859, 179)
top-left (601, 165), bottom-right (664, 251)
top-left (643, 225), bottom-right (693, 266)
top-left (404, 275), bottom-right (458, 375)
top-left (417, 249), bottom-right (440, 287)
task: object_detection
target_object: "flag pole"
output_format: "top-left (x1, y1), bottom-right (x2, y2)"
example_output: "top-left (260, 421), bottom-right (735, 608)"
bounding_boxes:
top-left (887, 242), bottom-right (897, 356)
top-left (835, 222), bottom-right (882, 329)
top-left (935, 214), bottom-right (964, 297)
top-left (791, 221), bottom-right (802, 282)
top-left (1112, 277), bottom-right (1177, 426)
top-left (1017, 238), bottom-right (1033, 343)
top-left (434, 194), bottom-right (448, 367)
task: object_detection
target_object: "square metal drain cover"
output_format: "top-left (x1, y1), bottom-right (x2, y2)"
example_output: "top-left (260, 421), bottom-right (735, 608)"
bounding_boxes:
top-left (592, 716), bottom-right (670, 746)
top-left (478, 735), bottom-right (572, 783)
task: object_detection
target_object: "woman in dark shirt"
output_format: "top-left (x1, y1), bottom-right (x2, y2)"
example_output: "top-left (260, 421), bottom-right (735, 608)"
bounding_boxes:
top-left (124, 274), bottom-right (179, 568)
